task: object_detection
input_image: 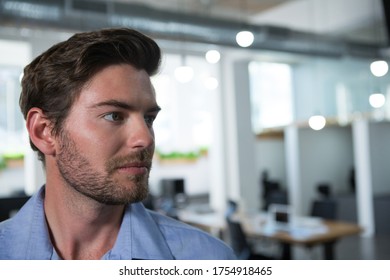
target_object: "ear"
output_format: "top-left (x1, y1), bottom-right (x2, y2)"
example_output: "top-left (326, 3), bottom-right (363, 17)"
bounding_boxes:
top-left (26, 108), bottom-right (57, 157)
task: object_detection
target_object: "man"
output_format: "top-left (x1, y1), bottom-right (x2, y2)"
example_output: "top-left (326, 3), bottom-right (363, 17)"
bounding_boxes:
top-left (0, 28), bottom-right (235, 260)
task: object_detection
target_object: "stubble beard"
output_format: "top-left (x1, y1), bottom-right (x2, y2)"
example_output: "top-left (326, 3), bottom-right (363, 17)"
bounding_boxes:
top-left (56, 130), bottom-right (153, 205)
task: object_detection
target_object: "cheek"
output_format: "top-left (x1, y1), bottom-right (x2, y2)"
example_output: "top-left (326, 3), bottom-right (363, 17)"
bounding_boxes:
top-left (86, 135), bottom-right (122, 160)
top-left (67, 124), bottom-right (118, 160)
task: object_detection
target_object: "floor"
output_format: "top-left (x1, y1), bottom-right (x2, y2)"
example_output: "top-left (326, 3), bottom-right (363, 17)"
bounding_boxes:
top-left (334, 234), bottom-right (390, 260)
top-left (245, 233), bottom-right (390, 260)
top-left (255, 234), bottom-right (390, 260)
top-left (293, 235), bottom-right (390, 260)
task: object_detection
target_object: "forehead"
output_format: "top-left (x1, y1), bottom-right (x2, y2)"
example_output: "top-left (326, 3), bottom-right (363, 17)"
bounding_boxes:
top-left (76, 64), bottom-right (156, 107)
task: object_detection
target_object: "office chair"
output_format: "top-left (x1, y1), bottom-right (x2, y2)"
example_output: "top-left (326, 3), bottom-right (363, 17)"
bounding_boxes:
top-left (310, 199), bottom-right (337, 220)
top-left (225, 217), bottom-right (277, 260)
top-left (317, 184), bottom-right (332, 198)
top-left (264, 190), bottom-right (288, 211)
top-left (306, 199), bottom-right (338, 259)
top-left (0, 195), bottom-right (30, 222)
top-left (225, 200), bottom-right (238, 218)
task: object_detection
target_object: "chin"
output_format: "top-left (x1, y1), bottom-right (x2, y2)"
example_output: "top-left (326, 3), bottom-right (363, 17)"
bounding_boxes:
top-left (97, 184), bottom-right (149, 206)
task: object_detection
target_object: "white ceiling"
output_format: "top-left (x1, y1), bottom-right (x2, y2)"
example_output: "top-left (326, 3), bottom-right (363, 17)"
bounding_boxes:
top-left (249, 0), bottom-right (386, 44)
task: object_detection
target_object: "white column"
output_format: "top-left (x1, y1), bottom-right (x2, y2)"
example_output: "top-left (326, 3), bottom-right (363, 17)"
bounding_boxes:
top-left (208, 62), bottom-right (227, 213)
top-left (284, 124), bottom-right (302, 216)
top-left (352, 119), bottom-right (375, 237)
top-left (219, 54), bottom-right (239, 205)
top-left (24, 149), bottom-right (45, 195)
top-left (234, 61), bottom-right (258, 212)
top-left (220, 56), bottom-right (258, 212)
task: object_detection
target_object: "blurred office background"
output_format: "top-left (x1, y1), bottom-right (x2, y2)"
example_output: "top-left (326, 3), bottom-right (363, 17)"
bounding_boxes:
top-left (0, 0), bottom-right (389, 259)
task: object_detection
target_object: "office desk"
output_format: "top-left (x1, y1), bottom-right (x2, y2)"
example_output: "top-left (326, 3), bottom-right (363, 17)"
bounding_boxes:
top-left (242, 214), bottom-right (362, 259)
top-left (177, 209), bottom-right (225, 238)
top-left (177, 210), bottom-right (363, 260)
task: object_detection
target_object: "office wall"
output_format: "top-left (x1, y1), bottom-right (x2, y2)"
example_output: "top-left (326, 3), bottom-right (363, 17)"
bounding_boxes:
top-left (369, 121), bottom-right (390, 195)
top-left (254, 137), bottom-right (287, 192)
top-left (252, 121), bottom-right (390, 222)
top-left (253, 124), bottom-right (356, 217)
top-left (149, 157), bottom-right (210, 196)
top-left (298, 125), bottom-right (354, 214)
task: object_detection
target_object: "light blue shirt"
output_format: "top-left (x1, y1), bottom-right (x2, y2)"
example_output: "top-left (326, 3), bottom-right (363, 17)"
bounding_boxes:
top-left (0, 186), bottom-right (236, 260)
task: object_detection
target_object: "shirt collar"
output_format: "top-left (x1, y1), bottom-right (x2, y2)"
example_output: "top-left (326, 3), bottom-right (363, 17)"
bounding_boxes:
top-left (106, 202), bottom-right (175, 260)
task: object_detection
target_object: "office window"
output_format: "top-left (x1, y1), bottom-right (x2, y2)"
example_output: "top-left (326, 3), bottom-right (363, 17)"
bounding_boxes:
top-left (0, 40), bottom-right (31, 197)
top-left (152, 53), bottom-right (218, 156)
top-left (249, 61), bottom-right (293, 133)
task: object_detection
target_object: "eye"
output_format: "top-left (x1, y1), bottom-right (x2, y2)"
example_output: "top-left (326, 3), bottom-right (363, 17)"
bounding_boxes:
top-left (144, 115), bottom-right (157, 127)
top-left (103, 112), bottom-right (124, 122)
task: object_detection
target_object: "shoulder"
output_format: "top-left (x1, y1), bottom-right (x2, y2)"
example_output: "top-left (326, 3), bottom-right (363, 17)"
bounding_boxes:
top-left (0, 219), bottom-right (10, 244)
top-left (0, 197), bottom-right (37, 259)
top-left (0, 212), bottom-right (27, 259)
top-left (0, 188), bottom-right (49, 259)
top-left (0, 220), bottom-right (7, 257)
top-left (146, 209), bottom-right (236, 260)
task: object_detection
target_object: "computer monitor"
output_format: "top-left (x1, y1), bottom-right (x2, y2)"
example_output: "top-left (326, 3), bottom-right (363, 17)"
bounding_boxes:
top-left (268, 204), bottom-right (291, 231)
top-left (160, 178), bottom-right (185, 198)
top-left (160, 178), bottom-right (187, 210)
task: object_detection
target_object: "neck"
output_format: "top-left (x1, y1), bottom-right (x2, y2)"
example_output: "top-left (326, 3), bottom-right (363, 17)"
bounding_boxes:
top-left (44, 173), bottom-right (125, 260)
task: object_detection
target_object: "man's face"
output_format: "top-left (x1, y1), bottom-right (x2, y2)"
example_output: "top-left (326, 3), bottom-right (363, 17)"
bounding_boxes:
top-left (55, 64), bottom-right (160, 205)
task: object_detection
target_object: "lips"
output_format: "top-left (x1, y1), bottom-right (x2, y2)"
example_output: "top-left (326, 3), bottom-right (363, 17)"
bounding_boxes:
top-left (116, 162), bottom-right (151, 175)
top-left (107, 149), bottom-right (154, 175)
top-left (118, 161), bottom-right (151, 168)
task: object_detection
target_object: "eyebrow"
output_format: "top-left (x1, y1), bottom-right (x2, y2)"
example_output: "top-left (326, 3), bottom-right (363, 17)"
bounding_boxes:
top-left (91, 99), bottom-right (161, 113)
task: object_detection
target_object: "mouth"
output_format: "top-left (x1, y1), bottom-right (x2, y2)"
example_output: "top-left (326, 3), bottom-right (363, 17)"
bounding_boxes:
top-left (116, 162), bottom-right (151, 175)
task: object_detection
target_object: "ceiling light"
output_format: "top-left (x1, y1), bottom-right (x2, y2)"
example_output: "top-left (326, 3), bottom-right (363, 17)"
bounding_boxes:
top-left (203, 76), bottom-right (219, 90)
top-left (205, 50), bottom-right (220, 64)
top-left (308, 115), bottom-right (326, 130)
top-left (370, 60), bottom-right (388, 77)
top-left (369, 93), bottom-right (386, 108)
top-left (236, 30), bottom-right (254, 48)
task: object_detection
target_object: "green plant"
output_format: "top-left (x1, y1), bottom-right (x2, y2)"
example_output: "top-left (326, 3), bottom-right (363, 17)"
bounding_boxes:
top-left (3, 153), bottom-right (24, 161)
top-left (0, 156), bottom-right (6, 170)
top-left (155, 148), bottom-right (209, 161)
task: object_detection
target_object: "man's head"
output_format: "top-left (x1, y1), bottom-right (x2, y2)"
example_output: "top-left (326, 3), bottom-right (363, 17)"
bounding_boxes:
top-left (20, 28), bottom-right (161, 162)
top-left (20, 28), bottom-right (162, 205)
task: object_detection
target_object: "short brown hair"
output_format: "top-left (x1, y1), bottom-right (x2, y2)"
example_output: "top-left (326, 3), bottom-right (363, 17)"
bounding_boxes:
top-left (19, 28), bottom-right (161, 162)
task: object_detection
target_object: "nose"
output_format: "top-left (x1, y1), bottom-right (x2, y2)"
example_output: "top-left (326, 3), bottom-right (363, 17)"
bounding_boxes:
top-left (126, 115), bottom-right (154, 150)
